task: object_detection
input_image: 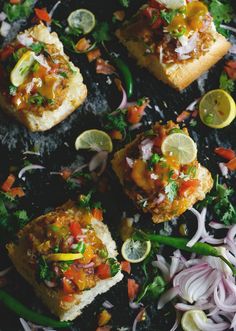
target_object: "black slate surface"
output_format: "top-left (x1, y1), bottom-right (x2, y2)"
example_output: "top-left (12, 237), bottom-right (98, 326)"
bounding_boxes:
top-left (0, 0), bottom-right (236, 330)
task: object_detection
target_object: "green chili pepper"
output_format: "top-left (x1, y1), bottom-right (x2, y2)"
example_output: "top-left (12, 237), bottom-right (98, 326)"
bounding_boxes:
top-left (170, 25), bottom-right (187, 38)
top-left (0, 289), bottom-right (71, 328)
top-left (112, 57), bottom-right (134, 98)
top-left (134, 231), bottom-right (236, 275)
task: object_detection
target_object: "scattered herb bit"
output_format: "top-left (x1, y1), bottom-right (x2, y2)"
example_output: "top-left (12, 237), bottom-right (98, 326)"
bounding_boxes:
top-left (107, 258), bottom-right (120, 276)
top-left (165, 171), bottom-right (178, 202)
top-left (13, 210), bottom-right (29, 228)
top-left (37, 257), bottom-right (52, 281)
top-left (92, 22), bottom-right (111, 43)
top-left (199, 175), bottom-right (236, 225)
top-left (207, 0), bottom-right (233, 36)
top-left (104, 111), bottom-right (127, 134)
top-left (136, 275), bottom-right (166, 302)
top-left (28, 94), bottom-right (53, 106)
top-left (30, 42), bottom-right (45, 54)
top-left (119, 0), bottom-right (130, 7)
top-left (77, 191), bottom-right (104, 212)
top-left (219, 72), bottom-right (235, 94)
top-left (9, 84), bottom-right (17, 96)
top-left (98, 248), bottom-right (108, 258)
top-left (52, 19), bottom-right (63, 28)
top-left (148, 153), bottom-right (161, 170)
top-left (72, 241), bottom-right (86, 254)
top-left (160, 9), bottom-right (179, 24)
top-left (189, 119), bottom-right (197, 127)
top-left (58, 71), bottom-right (68, 78)
top-left (3, 0), bottom-right (35, 22)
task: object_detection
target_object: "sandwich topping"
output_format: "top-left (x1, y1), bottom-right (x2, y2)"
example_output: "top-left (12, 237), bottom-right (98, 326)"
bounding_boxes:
top-left (122, 121), bottom-right (200, 212)
top-left (0, 30), bottom-right (75, 116)
top-left (121, 0), bottom-right (216, 64)
top-left (23, 200), bottom-right (120, 303)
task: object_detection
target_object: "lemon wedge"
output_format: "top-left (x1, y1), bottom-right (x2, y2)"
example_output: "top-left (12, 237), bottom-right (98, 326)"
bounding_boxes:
top-left (161, 133), bottom-right (197, 165)
top-left (75, 129), bottom-right (113, 152)
top-left (181, 310), bottom-right (207, 331)
top-left (199, 89), bottom-right (236, 129)
top-left (121, 238), bottom-right (151, 263)
top-left (68, 9), bottom-right (96, 34)
top-left (10, 50), bottom-right (35, 87)
top-left (46, 253), bottom-right (83, 262)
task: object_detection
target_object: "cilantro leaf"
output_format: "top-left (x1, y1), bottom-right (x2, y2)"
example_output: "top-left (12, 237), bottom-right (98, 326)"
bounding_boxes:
top-left (92, 22), bottom-right (111, 43)
top-left (107, 258), bottom-right (120, 276)
top-left (14, 210), bottom-right (29, 229)
top-left (9, 84), bottom-right (17, 96)
top-left (37, 257), bottom-right (53, 281)
top-left (208, 0), bottom-right (233, 35)
top-left (165, 173), bottom-right (178, 203)
top-left (30, 42), bottom-right (45, 54)
top-left (119, 0), bottom-right (130, 8)
top-left (219, 72), bottom-right (235, 94)
top-left (3, 0), bottom-right (35, 22)
top-left (160, 9), bottom-right (178, 24)
top-left (104, 111), bottom-right (127, 133)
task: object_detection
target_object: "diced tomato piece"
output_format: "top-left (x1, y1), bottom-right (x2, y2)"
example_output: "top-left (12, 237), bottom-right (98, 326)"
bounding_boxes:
top-left (75, 37), bottom-right (91, 52)
top-left (113, 10), bottom-right (125, 21)
top-left (179, 179), bottom-right (200, 197)
top-left (0, 45), bottom-right (15, 61)
top-left (61, 294), bottom-right (75, 302)
top-left (92, 208), bottom-right (103, 221)
top-left (214, 147), bottom-right (235, 161)
top-left (127, 102), bottom-right (148, 124)
top-left (224, 60), bottom-right (236, 80)
top-left (34, 8), bottom-right (51, 23)
top-left (109, 130), bottom-right (123, 140)
top-left (62, 277), bottom-right (75, 294)
top-left (142, 6), bottom-right (163, 29)
top-left (96, 264), bottom-right (111, 279)
top-left (79, 246), bottom-right (95, 264)
top-left (226, 157), bottom-right (236, 171)
top-left (70, 222), bottom-right (82, 237)
top-left (121, 261), bottom-right (131, 274)
top-left (96, 58), bottom-right (116, 75)
top-left (9, 187), bottom-right (25, 198)
top-left (153, 127), bottom-right (167, 148)
top-left (128, 279), bottom-right (139, 301)
top-left (98, 309), bottom-right (112, 327)
top-left (87, 48), bottom-right (101, 63)
top-left (61, 169), bottom-right (72, 180)
top-left (10, 0), bottom-right (21, 3)
top-left (1, 174), bottom-right (16, 192)
top-left (176, 111), bottom-right (191, 123)
top-left (49, 63), bottom-right (60, 74)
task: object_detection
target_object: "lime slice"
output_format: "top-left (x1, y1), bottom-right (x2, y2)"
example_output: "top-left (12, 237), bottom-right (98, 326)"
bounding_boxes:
top-left (68, 9), bottom-right (95, 34)
top-left (46, 253), bottom-right (83, 262)
top-left (10, 50), bottom-right (35, 87)
top-left (121, 238), bottom-right (151, 263)
top-left (181, 310), bottom-right (207, 331)
top-left (161, 133), bottom-right (197, 165)
top-left (75, 129), bottom-right (113, 152)
top-left (199, 89), bottom-right (236, 129)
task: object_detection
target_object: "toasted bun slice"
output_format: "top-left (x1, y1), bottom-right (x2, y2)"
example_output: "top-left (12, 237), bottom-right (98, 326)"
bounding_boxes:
top-left (7, 203), bottom-right (123, 321)
top-left (116, 29), bottom-right (231, 90)
top-left (0, 23), bottom-right (87, 131)
top-left (112, 125), bottom-right (213, 223)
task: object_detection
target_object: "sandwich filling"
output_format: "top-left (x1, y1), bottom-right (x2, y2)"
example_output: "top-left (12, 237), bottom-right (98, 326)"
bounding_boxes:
top-left (22, 199), bottom-right (120, 303)
top-left (121, 121), bottom-right (201, 214)
top-left (0, 29), bottom-right (76, 117)
top-left (120, 0), bottom-right (217, 64)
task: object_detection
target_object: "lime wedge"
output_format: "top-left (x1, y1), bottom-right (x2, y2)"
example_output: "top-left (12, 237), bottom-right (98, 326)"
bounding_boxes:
top-left (75, 129), bottom-right (113, 152)
top-left (161, 133), bottom-right (197, 165)
top-left (46, 253), bottom-right (83, 262)
top-left (199, 89), bottom-right (236, 129)
top-left (121, 238), bottom-right (151, 263)
top-left (10, 50), bottom-right (35, 87)
top-left (181, 310), bottom-right (207, 331)
top-left (68, 9), bottom-right (96, 34)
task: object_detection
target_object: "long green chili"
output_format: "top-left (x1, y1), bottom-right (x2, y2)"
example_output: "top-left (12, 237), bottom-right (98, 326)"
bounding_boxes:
top-left (134, 230), bottom-right (236, 275)
top-left (0, 289), bottom-right (71, 328)
top-left (112, 57), bottom-right (134, 98)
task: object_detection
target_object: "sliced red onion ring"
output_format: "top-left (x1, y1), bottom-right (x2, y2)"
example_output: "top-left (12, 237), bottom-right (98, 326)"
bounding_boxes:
top-left (209, 222), bottom-right (230, 230)
top-left (214, 286), bottom-right (236, 312)
top-left (140, 139), bottom-right (154, 161)
top-left (49, 1), bottom-right (61, 18)
top-left (89, 151), bottom-right (108, 176)
top-left (126, 157), bottom-right (134, 168)
top-left (186, 98), bottom-right (199, 111)
top-left (219, 163), bottom-right (229, 178)
top-left (187, 207), bottom-right (208, 247)
top-left (102, 300), bottom-right (114, 309)
top-left (18, 164), bottom-right (45, 180)
top-left (229, 44), bottom-right (236, 54)
top-left (194, 313), bottom-right (230, 331)
top-left (129, 300), bottom-right (143, 309)
top-left (75, 262), bottom-right (94, 269)
top-left (129, 123), bottom-right (143, 131)
top-left (132, 308), bottom-right (146, 331)
top-left (117, 84), bottom-right (127, 110)
top-left (19, 318), bottom-right (31, 331)
top-left (157, 286), bottom-right (179, 309)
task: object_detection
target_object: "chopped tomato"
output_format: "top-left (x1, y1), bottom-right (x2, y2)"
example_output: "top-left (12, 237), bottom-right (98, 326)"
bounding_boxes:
top-left (62, 277), bottom-right (75, 294)
top-left (127, 102), bottom-right (147, 124)
top-left (10, 0), bottom-right (21, 3)
top-left (79, 246), bottom-right (95, 264)
top-left (98, 309), bottom-right (112, 327)
top-left (128, 279), bottom-right (139, 301)
top-left (34, 8), bottom-right (51, 23)
top-left (87, 48), bottom-right (101, 63)
top-left (109, 130), bottom-right (123, 140)
top-left (179, 179), bottom-right (200, 197)
top-left (1, 174), bottom-right (16, 192)
top-left (142, 6), bottom-right (163, 29)
top-left (96, 263), bottom-right (111, 279)
top-left (226, 157), bottom-right (236, 171)
top-left (75, 38), bottom-right (91, 52)
top-left (92, 208), bottom-right (103, 221)
top-left (61, 169), bottom-right (72, 180)
top-left (153, 127), bottom-right (167, 148)
top-left (70, 222), bottom-right (82, 237)
top-left (224, 60), bottom-right (236, 80)
top-left (121, 261), bottom-right (131, 274)
top-left (176, 111), bottom-right (191, 123)
top-left (33, 65), bottom-right (47, 79)
top-left (214, 147), bottom-right (235, 161)
top-left (0, 45), bottom-right (15, 61)
top-left (113, 10), bottom-right (125, 21)
top-left (9, 187), bottom-right (25, 198)
top-left (96, 58), bottom-right (116, 75)
top-left (61, 294), bottom-right (75, 302)
top-left (49, 63), bottom-right (60, 74)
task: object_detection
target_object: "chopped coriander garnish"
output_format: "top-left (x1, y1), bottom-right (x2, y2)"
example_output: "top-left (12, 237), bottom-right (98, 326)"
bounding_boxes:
top-left (119, 0), bottom-right (130, 7)
top-left (104, 111), bottom-right (127, 134)
top-left (148, 153), bottom-right (161, 170)
top-left (3, 0), bottom-right (35, 22)
top-left (165, 171), bottom-right (178, 202)
top-left (219, 72), bottom-right (235, 94)
top-left (58, 72), bottom-right (68, 78)
top-left (72, 241), bottom-right (86, 254)
top-left (92, 22), bottom-right (111, 43)
top-left (37, 256), bottom-right (53, 281)
top-left (9, 84), bottom-right (17, 96)
top-left (30, 42), bottom-right (45, 54)
top-left (160, 9), bottom-right (179, 24)
top-left (207, 0), bottom-right (233, 36)
top-left (107, 258), bottom-right (120, 276)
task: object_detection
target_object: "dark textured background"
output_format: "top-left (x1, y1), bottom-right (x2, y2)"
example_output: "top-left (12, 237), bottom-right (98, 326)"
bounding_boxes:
top-left (0, 0), bottom-right (235, 330)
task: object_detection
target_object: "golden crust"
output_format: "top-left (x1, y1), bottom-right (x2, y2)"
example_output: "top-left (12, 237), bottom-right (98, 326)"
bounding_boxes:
top-left (7, 201), bottom-right (123, 321)
top-left (116, 28), bottom-right (231, 90)
top-left (0, 23), bottom-right (87, 131)
top-left (111, 126), bottom-right (213, 223)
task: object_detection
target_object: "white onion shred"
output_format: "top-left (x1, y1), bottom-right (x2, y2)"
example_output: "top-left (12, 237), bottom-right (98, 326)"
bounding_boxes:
top-left (18, 164), bottom-right (45, 180)
top-left (218, 162), bottom-right (228, 178)
top-left (0, 21), bottom-right (11, 37)
top-left (175, 32), bottom-right (198, 55)
top-left (140, 139), bottom-right (154, 161)
top-left (102, 300), bottom-right (114, 309)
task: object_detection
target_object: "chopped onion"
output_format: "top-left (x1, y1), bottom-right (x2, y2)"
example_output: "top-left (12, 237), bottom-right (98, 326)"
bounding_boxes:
top-left (23, 151), bottom-right (41, 156)
top-left (157, 287), bottom-right (179, 309)
top-left (49, 1), bottom-right (61, 18)
top-left (218, 163), bottom-right (228, 178)
top-left (19, 318), bottom-right (31, 331)
top-left (186, 99), bottom-right (199, 111)
top-left (17, 33), bottom-right (33, 47)
top-left (0, 21), bottom-right (11, 37)
top-left (44, 280), bottom-right (57, 288)
top-left (0, 12), bottom-right (7, 21)
top-left (187, 207), bottom-right (208, 247)
top-left (75, 262), bottom-right (94, 269)
top-left (153, 193), bottom-right (166, 206)
top-left (129, 123), bottom-right (143, 131)
top-left (18, 164), bottom-right (45, 180)
top-left (175, 32), bottom-right (198, 55)
top-left (220, 24), bottom-right (236, 34)
top-left (117, 83), bottom-right (127, 110)
top-left (126, 157), bottom-right (134, 168)
top-left (140, 139), bottom-right (154, 161)
top-left (229, 44), bottom-right (236, 54)
top-left (102, 300), bottom-right (114, 309)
